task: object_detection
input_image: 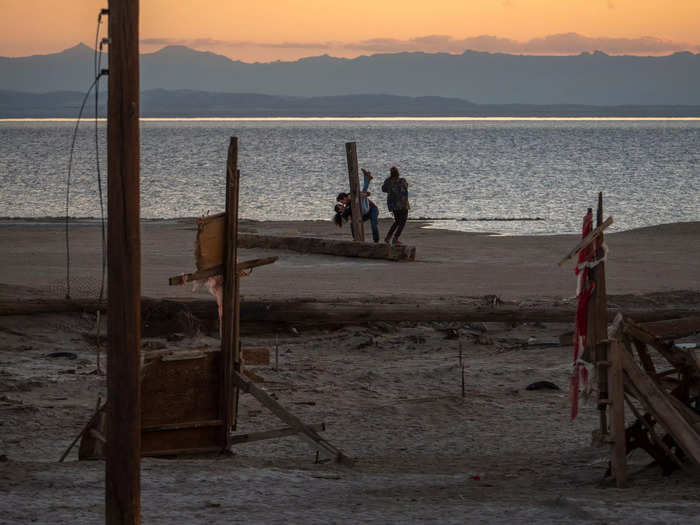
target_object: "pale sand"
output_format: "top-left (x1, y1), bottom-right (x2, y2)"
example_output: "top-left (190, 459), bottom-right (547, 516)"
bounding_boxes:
top-left (1, 219), bottom-right (699, 523)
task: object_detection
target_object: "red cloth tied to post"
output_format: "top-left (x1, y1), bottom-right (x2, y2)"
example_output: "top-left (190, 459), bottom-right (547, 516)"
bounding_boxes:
top-left (570, 209), bottom-right (595, 420)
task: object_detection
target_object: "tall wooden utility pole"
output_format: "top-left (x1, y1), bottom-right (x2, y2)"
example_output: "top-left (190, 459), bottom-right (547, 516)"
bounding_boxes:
top-left (221, 138), bottom-right (240, 448)
top-left (107, 0), bottom-right (141, 523)
top-left (345, 142), bottom-right (365, 241)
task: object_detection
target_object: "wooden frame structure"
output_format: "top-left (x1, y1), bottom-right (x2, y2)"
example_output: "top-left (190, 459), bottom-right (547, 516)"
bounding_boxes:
top-left (562, 193), bottom-right (700, 488)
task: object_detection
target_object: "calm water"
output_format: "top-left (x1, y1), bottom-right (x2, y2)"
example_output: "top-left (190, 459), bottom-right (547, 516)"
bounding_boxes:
top-left (0, 118), bottom-right (698, 235)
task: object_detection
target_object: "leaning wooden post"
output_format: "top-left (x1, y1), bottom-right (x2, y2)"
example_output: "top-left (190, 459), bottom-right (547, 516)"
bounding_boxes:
top-left (589, 192), bottom-right (609, 435)
top-left (609, 338), bottom-right (627, 488)
top-left (221, 138), bottom-right (239, 449)
top-left (106, 0), bottom-right (141, 523)
top-left (345, 142), bottom-right (365, 241)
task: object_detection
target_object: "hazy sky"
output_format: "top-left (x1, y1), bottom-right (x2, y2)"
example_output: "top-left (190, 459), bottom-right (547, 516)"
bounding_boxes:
top-left (1, 0), bottom-right (698, 61)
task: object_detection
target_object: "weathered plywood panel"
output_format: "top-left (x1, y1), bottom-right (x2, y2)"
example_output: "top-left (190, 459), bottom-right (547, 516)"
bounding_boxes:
top-left (196, 213), bottom-right (226, 270)
top-left (141, 350), bottom-right (221, 428)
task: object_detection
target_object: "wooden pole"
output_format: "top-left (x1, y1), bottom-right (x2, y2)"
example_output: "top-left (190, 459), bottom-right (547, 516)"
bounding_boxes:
top-left (609, 339), bottom-right (627, 488)
top-left (589, 193), bottom-right (609, 436)
top-left (345, 142), bottom-right (365, 241)
top-left (220, 139), bottom-right (239, 447)
top-left (106, 0), bottom-right (141, 523)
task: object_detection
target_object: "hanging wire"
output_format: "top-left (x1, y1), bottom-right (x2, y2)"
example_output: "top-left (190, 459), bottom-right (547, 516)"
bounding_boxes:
top-left (94, 16), bottom-right (107, 306)
top-left (65, 10), bottom-right (107, 301)
top-left (64, 74), bottom-right (100, 300)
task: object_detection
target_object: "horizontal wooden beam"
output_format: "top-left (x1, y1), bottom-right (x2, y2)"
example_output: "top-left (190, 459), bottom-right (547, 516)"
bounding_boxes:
top-left (3, 297), bottom-right (699, 326)
top-left (168, 257), bottom-right (278, 286)
top-left (238, 233), bottom-right (415, 261)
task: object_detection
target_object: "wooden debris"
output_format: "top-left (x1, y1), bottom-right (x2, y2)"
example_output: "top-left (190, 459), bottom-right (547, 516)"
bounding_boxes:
top-left (238, 233), bottom-right (416, 261)
top-left (168, 257), bottom-right (278, 286)
top-left (230, 423), bottom-right (325, 445)
top-left (232, 371), bottom-right (354, 466)
top-left (557, 216), bottom-right (613, 266)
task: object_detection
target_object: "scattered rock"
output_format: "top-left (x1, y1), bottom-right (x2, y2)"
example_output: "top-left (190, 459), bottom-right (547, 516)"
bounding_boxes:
top-left (409, 334), bottom-right (426, 344)
top-left (58, 369), bottom-right (76, 375)
top-left (355, 337), bottom-right (375, 349)
top-left (525, 381), bottom-right (560, 391)
top-left (477, 334), bottom-right (494, 345)
top-left (46, 352), bottom-right (77, 360)
top-left (465, 322), bottom-right (487, 333)
top-left (444, 329), bottom-right (459, 340)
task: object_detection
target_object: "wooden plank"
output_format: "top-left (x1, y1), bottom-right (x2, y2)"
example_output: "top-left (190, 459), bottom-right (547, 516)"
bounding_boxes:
top-left (623, 318), bottom-right (700, 383)
top-left (609, 339), bottom-right (627, 487)
top-left (345, 141), bottom-right (364, 241)
top-left (221, 139), bottom-right (239, 451)
top-left (238, 233), bottom-right (416, 261)
top-left (142, 419), bottom-right (223, 433)
top-left (142, 426), bottom-right (221, 456)
top-left (640, 316), bottom-right (700, 340)
top-left (629, 337), bottom-right (657, 376)
top-left (620, 343), bottom-right (700, 466)
top-left (242, 346), bottom-right (270, 366)
top-left (557, 216), bottom-right (613, 266)
top-left (230, 423), bottom-right (325, 445)
top-left (141, 352), bottom-right (220, 428)
top-left (106, 0), bottom-right (142, 522)
top-left (233, 371), bottom-right (354, 466)
top-left (168, 257), bottom-right (278, 286)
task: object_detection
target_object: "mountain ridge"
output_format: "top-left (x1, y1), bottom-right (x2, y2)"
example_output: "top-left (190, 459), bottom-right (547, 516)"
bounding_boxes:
top-left (1, 44), bottom-right (699, 105)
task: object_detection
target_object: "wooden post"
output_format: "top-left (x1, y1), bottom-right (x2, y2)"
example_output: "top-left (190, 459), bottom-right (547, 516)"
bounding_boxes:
top-left (221, 139), bottom-right (239, 448)
top-left (609, 339), bottom-right (627, 488)
top-left (589, 193), bottom-right (609, 435)
top-left (106, 0), bottom-right (141, 523)
top-left (345, 142), bottom-right (365, 241)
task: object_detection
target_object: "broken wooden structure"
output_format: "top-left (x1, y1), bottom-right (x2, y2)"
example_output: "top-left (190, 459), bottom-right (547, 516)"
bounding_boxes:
top-left (562, 193), bottom-right (700, 488)
top-left (77, 137), bottom-right (351, 464)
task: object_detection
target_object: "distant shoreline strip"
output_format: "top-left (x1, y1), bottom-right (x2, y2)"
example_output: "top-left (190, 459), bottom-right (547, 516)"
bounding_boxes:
top-left (2, 117), bottom-right (700, 123)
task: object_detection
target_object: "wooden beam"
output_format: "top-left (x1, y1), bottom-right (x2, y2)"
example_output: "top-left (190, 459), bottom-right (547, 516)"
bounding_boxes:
top-left (6, 297), bottom-right (699, 325)
top-left (640, 316), bottom-right (700, 340)
top-left (238, 233), bottom-right (415, 261)
top-left (557, 216), bottom-right (613, 266)
top-left (220, 139), bottom-right (239, 450)
top-left (106, 0), bottom-right (141, 523)
top-left (609, 339), bottom-right (627, 488)
top-left (168, 257), bottom-right (278, 286)
top-left (230, 423), bottom-right (325, 445)
top-left (590, 194), bottom-right (609, 435)
top-left (345, 142), bottom-right (364, 241)
top-left (620, 343), bottom-right (700, 466)
top-left (232, 371), bottom-right (354, 465)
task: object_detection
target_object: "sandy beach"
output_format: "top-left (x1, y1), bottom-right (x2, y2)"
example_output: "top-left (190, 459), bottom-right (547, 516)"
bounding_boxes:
top-left (1, 218), bottom-right (699, 523)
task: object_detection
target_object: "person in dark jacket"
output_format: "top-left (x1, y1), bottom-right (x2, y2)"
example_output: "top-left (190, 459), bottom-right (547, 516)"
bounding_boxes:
top-left (381, 166), bottom-right (409, 245)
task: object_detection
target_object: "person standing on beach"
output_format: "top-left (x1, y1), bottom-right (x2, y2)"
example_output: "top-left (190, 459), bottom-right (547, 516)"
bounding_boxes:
top-left (381, 166), bottom-right (409, 245)
top-left (333, 168), bottom-right (381, 242)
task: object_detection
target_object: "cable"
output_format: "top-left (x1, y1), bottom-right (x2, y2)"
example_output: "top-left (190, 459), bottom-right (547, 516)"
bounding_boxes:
top-left (65, 74), bottom-right (101, 299)
top-left (65, 9), bottom-right (108, 301)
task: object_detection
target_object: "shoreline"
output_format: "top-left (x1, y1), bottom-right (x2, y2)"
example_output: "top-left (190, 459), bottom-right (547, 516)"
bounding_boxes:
top-left (1, 218), bottom-right (698, 303)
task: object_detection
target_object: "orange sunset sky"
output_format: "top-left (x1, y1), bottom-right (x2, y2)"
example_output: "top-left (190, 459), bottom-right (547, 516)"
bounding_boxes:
top-left (1, 0), bottom-right (698, 62)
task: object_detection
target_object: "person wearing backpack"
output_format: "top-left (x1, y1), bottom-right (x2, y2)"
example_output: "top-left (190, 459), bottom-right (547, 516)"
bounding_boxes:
top-left (381, 166), bottom-right (409, 245)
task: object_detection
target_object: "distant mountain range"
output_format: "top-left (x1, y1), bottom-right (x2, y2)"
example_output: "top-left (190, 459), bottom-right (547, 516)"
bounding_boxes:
top-left (2, 89), bottom-right (698, 118)
top-left (1, 43), bottom-right (700, 115)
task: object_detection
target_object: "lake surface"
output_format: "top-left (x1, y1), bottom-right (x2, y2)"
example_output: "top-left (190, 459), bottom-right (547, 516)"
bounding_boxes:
top-left (1, 118), bottom-right (698, 235)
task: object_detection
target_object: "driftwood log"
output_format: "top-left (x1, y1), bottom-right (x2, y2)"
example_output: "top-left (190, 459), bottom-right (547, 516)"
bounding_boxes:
top-left (3, 297), bottom-right (699, 332)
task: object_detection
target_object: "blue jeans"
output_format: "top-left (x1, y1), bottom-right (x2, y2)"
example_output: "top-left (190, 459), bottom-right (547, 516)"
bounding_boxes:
top-left (350, 206), bottom-right (380, 242)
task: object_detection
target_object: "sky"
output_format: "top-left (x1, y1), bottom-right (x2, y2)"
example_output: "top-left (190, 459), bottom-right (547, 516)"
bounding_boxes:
top-left (1, 0), bottom-right (698, 62)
